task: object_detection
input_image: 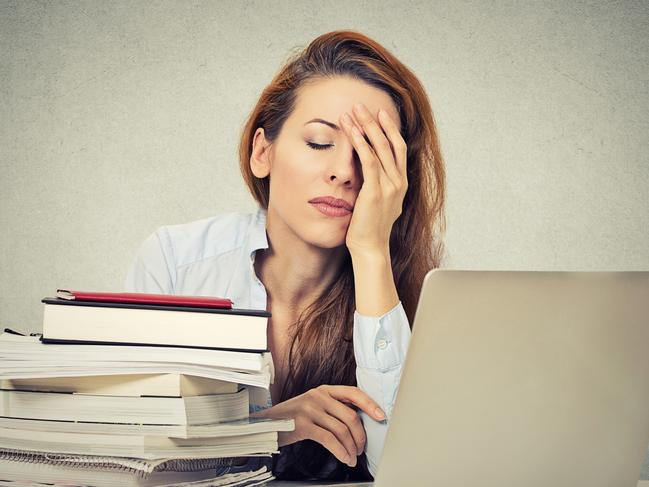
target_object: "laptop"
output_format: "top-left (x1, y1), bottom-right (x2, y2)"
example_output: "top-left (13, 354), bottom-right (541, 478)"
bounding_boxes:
top-left (273, 270), bottom-right (649, 487)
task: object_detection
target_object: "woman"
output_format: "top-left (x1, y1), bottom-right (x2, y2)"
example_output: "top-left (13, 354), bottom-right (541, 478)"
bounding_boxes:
top-left (125, 29), bottom-right (446, 481)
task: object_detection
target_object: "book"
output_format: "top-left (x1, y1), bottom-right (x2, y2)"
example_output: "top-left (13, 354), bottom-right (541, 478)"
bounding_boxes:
top-left (0, 291), bottom-right (284, 487)
top-left (1, 373), bottom-right (239, 397)
top-left (41, 294), bottom-right (271, 351)
top-left (56, 289), bottom-right (234, 309)
top-left (0, 416), bottom-right (295, 439)
top-left (0, 333), bottom-right (274, 390)
top-left (0, 451), bottom-right (273, 487)
top-left (0, 388), bottom-right (250, 425)
top-left (0, 427), bottom-right (278, 459)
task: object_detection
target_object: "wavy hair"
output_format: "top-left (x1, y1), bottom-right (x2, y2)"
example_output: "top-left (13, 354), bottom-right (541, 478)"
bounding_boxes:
top-left (237, 30), bottom-right (446, 481)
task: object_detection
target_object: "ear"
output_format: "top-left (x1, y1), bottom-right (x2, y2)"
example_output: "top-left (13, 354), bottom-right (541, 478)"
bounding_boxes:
top-left (250, 127), bottom-right (272, 178)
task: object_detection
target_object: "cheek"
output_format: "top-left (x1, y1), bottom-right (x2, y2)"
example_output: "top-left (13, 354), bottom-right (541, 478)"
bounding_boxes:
top-left (270, 154), bottom-right (322, 194)
top-left (267, 167), bottom-right (306, 222)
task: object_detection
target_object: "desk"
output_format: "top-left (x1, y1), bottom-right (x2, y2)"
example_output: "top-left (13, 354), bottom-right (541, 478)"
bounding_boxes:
top-left (269, 483), bottom-right (370, 486)
top-left (268, 480), bottom-right (649, 486)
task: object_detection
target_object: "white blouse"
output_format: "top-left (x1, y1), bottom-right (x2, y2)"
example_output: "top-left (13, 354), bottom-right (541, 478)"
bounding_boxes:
top-left (124, 205), bottom-right (412, 477)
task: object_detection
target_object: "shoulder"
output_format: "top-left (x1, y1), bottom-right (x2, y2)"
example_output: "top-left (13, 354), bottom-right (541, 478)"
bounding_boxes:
top-left (152, 208), bottom-right (263, 268)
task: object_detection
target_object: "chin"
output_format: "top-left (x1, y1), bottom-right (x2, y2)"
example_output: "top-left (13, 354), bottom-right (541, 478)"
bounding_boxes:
top-left (303, 229), bottom-right (347, 250)
top-left (313, 236), bottom-right (347, 250)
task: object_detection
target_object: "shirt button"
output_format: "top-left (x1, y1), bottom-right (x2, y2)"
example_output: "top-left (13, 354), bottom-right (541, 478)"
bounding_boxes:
top-left (377, 339), bottom-right (388, 350)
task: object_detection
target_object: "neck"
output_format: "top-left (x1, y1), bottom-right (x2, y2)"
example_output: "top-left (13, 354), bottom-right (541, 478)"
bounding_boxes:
top-left (254, 208), bottom-right (347, 316)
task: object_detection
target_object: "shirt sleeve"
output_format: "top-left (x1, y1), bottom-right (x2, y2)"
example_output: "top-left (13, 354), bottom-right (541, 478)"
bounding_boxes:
top-left (123, 227), bottom-right (176, 294)
top-left (353, 300), bottom-right (411, 478)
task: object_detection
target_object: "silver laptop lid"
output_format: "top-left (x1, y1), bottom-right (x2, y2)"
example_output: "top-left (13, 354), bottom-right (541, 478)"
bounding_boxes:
top-left (375, 270), bottom-right (649, 487)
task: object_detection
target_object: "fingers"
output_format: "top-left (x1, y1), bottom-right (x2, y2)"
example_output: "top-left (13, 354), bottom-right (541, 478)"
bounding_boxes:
top-left (310, 424), bottom-right (355, 466)
top-left (323, 384), bottom-right (386, 421)
top-left (351, 103), bottom-right (402, 187)
top-left (340, 112), bottom-right (381, 192)
top-left (377, 108), bottom-right (408, 179)
top-left (265, 385), bottom-right (384, 468)
top-left (322, 398), bottom-right (366, 455)
top-left (312, 408), bottom-right (360, 466)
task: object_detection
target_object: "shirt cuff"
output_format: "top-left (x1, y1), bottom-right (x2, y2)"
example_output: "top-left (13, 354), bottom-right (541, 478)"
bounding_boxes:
top-left (353, 300), bottom-right (411, 371)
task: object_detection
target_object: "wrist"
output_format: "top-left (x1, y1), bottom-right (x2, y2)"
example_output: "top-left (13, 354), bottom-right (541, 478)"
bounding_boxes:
top-left (350, 246), bottom-right (399, 317)
top-left (349, 245), bottom-right (391, 265)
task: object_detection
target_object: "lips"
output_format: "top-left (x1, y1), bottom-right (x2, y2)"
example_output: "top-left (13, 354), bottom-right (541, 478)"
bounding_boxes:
top-left (308, 196), bottom-right (354, 211)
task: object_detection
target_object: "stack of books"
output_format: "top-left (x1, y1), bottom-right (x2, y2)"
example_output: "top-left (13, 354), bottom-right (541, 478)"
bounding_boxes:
top-left (0, 290), bottom-right (293, 486)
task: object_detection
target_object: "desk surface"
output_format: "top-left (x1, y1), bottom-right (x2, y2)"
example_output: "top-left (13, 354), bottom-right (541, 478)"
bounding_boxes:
top-left (268, 483), bottom-right (369, 486)
top-left (269, 483), bottom-right (649, 487)
top-left (268, 480), bottom-right (649, 486)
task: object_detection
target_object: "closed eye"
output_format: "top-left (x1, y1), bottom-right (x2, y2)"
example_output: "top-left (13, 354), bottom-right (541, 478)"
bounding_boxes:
top-left (306, 142), bottom-right (333, 151)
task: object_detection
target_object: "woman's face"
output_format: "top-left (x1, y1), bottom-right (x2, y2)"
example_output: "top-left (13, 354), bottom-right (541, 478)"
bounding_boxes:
top-left (251, 76), bottom-right (402, 250)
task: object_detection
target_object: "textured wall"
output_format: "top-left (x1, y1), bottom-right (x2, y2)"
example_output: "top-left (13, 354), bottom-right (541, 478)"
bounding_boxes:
top-left (1, 0), bottom-right (648, 477)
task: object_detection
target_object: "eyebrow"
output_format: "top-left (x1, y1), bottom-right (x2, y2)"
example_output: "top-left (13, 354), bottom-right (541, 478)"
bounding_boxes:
top-left (304, 118), bottom-right (341, 131)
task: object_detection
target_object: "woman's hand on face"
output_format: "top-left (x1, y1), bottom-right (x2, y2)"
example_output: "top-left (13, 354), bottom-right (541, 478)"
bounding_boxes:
top-left (339, 103), bottom-right (408, 257)
top-left (250, 384), bottom-right (386, 467)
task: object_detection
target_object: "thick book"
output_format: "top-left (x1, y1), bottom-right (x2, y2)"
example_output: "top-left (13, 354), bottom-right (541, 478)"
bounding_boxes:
top-left (0, 373), bottom-right (239, 397)
top-left (41, 295), bottom-right (271, 351)
top-left (0, 416), bottom-right (295, 439)
top-left (0, 388), bottom-right (250, 425)
top-left (0, 452), bottom-right (273, 487)
top-left (0, 427), bottom-right (278, 459)
top-left (0, 333), bottom-right (274, 390)
top-left (0, 332), bottom-right (271, 372)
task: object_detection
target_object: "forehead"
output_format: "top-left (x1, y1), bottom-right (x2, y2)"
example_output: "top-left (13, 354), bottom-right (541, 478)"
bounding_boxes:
top-left (290, 76), bottom-right (401, 129)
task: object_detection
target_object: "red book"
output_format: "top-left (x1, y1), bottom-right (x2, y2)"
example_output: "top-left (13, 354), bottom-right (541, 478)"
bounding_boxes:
top-left (56, 289), bottom-right (233, 309)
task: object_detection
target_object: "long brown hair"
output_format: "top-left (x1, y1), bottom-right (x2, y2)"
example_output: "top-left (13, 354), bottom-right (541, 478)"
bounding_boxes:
top-left (238, 30), bottom-right (446, 480)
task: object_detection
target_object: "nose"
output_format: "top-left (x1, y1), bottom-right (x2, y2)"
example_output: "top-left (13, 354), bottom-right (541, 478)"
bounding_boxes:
top-left (326, 141), bottom-right (362, 188)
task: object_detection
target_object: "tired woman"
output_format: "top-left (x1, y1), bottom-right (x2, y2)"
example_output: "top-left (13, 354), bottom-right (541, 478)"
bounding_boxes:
top-left (125, 29), bottom-right (446, 481)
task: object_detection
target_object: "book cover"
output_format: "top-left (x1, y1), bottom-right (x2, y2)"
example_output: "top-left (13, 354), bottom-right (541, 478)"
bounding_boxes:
top-left (41, 297), bottom-right (271, 351)
top-left (57, 289), bottom-right (234, 309)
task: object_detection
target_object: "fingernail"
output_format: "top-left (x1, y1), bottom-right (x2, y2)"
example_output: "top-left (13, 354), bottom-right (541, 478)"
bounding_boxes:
top-left (374, 407), bottom-right (385, 420)
top-left (342, 112), bottom-right (352, 126)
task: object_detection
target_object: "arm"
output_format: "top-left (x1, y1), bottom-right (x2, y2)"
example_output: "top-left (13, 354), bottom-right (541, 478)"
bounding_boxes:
top-left (336, 101), bottom-right (412, 478)
top-left (351, 249), bottom-right (411, 478)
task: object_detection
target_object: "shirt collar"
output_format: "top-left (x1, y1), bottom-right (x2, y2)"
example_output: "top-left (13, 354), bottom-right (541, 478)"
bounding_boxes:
top-left (248, 205), bottom-right (269, 260)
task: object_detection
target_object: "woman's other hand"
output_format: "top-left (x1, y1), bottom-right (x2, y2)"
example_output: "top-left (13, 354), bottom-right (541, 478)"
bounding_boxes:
top-left (250, 384), bottom-right (386, 467)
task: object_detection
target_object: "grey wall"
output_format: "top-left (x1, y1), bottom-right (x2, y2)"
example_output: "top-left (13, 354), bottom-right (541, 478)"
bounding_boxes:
top-left (1, 0), bottom-right (648, 478)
